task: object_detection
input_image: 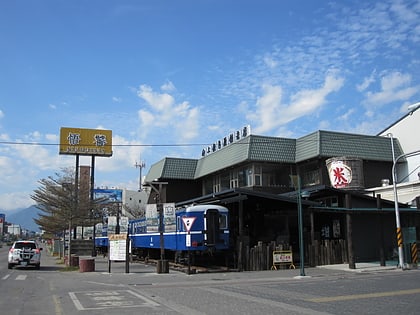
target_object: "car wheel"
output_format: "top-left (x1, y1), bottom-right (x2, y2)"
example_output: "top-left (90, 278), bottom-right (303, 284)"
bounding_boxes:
top-left (35, 264), bottom-right (40, 270)
top-left (8, 263), bottom-right (13, 269)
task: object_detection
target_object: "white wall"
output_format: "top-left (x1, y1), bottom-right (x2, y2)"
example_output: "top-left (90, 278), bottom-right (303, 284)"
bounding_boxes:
top-left (379, 107), bottom-right (420, 183)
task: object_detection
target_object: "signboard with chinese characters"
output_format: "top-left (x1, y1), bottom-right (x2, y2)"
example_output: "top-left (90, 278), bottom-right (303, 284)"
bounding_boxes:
top-left (327, 160), bottom-right (352, 188)
top-left (59, 127), bottom-right (113, 157)
top-left (201, 125), bottom-right (251, 157)
top-left (109, 234), bottom-right (127, 261)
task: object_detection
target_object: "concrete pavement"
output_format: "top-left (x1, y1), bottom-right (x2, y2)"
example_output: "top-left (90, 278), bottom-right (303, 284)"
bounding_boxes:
top-left (43, 248), bottom-right (413, 284)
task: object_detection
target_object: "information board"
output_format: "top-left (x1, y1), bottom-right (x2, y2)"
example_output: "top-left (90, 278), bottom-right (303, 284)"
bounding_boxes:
top-left (109, 234), bottom-right (126, 261)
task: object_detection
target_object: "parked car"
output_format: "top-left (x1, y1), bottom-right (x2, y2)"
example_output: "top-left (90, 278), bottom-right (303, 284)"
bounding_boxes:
top-left (8, 240), bottom-right (42, 270)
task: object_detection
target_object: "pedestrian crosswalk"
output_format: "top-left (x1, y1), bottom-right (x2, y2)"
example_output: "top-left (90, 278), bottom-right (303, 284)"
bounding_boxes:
top-left (2, 274), bottom-right (28, 280)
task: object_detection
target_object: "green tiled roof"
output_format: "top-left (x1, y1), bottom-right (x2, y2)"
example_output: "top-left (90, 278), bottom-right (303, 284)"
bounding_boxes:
top-left (194, 135), bottom-right (296, 178)
top-left (248, 135), bottom-right (296, 162)
top-left (146, 157), bottom-right (197, 181)
top-left (146, 131), bottom-right (404, 181)
top-left (296, 130), bottom-right (403, 162)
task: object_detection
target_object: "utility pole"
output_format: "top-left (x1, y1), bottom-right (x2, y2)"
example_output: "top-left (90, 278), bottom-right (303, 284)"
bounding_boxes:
top-left (135, 160), bottom-right (146, 191)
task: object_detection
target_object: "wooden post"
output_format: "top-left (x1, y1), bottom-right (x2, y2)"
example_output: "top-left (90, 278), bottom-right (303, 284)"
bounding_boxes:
top-left (346, 194), bottom-right (356, 269)
top-left (238, 199), bottom-right (244, 271)
top-left (310, 211), bottom-right (315, 266)
top-left (377, 194), bottom-right (386, 266)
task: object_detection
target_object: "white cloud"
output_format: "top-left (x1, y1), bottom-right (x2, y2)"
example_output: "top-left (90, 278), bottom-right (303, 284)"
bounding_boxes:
top-left (0, 192), bottom-right (35, 212)
top-left (137, 84), bottom-right (174, 112)
top-left (0, 109), bottom-right (5, 119)
top-left (247, 84), bottom-right (283, 134)
top-left (136, 84), bottom-right (201, 142)
top-left (339, 108), bottom-right (356, 121)
top-left (263, 54), bottom-right (278, 69)
top-left (357, 71), bottom-right (377, 92)
top-left (112, 96), bottom-right (122, 103)
top-left (0, 133), bottom-right (10, 141)
top-left (249, 72), bottom-right (344, 134)
top-left (161, 81), bottom-right (176, 92)
top-left (45, 133), bottom-right (58, 142)
top-left (363, 71), bottom-right (419, 106)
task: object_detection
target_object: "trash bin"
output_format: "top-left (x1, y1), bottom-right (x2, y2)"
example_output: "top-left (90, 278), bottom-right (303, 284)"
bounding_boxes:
top-left (65, 255), bottom-right (79, 267)
top-left (79, 258), bottom-right (95, 272)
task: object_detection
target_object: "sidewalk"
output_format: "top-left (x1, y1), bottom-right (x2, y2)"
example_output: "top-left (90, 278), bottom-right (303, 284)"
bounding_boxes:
top-left (43, 249), bottom-right (415, 280)
top-left (317, 262), bottom-right (400, 273)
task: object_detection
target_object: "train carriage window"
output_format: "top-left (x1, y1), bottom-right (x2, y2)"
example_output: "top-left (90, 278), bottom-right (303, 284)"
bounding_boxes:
top-left (177, 216), bottom-right (182, 231)
top-left (205, 209), bottom-right (227, 246)
top-left (219, 214), bottom-right (227, 229)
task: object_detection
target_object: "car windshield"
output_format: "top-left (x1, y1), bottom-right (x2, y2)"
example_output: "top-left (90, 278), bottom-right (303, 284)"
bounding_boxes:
top-left (14, 242), bottom-right (36, 250)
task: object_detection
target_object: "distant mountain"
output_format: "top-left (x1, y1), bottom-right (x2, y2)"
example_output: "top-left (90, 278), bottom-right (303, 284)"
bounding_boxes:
top-left (6, 205), bottom-right (41, 232)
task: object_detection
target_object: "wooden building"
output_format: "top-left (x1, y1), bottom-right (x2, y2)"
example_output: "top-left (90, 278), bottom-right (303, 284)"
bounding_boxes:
top-left (145, 130), bottom-right (419, 270)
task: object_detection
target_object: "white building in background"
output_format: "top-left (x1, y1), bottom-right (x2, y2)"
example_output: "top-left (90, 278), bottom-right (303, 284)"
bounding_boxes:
top-left (367, 103), bottom-right (420, 206)
top-left (7, 224), bottom-right (21, 236)
top-left (121, 188), bottom-right (149, 218)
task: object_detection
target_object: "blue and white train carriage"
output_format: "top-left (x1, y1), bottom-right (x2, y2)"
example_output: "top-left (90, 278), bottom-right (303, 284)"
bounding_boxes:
top-left (129, 204), bottom-right (230, 263)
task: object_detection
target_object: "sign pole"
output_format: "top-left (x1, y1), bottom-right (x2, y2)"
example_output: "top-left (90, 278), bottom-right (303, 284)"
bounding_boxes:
top-left (187, 232), bottom-right (191, 275)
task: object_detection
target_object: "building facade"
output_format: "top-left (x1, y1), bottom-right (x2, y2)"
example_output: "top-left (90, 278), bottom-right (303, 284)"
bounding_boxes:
top-left (144, 129), bottom-right (419, 270)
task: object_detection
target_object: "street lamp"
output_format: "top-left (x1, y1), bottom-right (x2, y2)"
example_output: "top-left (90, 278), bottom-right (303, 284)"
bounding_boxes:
top-left (294, 175), bottom-right (309, 277)
top-left (390, 144), bottom-right (420, 270)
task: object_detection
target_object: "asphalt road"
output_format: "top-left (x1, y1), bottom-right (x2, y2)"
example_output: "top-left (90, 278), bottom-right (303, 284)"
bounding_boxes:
top-left (1, 245), bottom-right (419, 315)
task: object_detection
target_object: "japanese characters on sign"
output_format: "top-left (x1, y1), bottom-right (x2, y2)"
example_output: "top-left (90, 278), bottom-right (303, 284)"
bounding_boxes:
top-left (59, 127), bottom-right (113, 157)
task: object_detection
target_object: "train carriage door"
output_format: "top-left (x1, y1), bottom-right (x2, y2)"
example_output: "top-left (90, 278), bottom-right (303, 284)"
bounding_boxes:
top-left (205, 209), bottom-right (220, 246)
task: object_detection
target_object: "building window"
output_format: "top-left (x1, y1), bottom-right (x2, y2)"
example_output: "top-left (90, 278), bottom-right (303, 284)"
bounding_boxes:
top-left (254, 165), bottom-right (262, 186)
top-left (303, 169), bottom-right (320, 186)
top-left (213, 175), bottom-right (221, 193)
top-left (230, 171), bottom-right (239, 188)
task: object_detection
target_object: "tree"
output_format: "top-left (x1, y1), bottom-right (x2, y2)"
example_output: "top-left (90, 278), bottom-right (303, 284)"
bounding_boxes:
top-left (31, 168), bottom-right (96, 236)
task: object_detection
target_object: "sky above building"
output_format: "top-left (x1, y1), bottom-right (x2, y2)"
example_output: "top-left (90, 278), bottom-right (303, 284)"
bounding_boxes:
top-left (0, 0), bottom-right (419, 212)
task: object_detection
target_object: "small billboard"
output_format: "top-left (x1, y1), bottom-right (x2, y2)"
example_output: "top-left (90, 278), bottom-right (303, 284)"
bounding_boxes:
top-left (59, 127), bottom-right (112, 157)
top-left (93, 189), bottom-right (123, 203)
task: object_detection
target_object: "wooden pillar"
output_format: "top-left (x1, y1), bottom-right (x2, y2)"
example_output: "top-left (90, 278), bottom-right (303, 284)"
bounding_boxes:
top-left (377, 194), bottom-right (386, 266)
top-left (346, 194), bottom-right (356, 269)
top-left (310, 211), bottom-right (315, 266)
top-left (238, 199), bottom-right (244, 271)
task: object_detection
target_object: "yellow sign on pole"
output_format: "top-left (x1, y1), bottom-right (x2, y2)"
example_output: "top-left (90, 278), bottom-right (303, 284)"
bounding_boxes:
top-left (59, 127), bottom-right (113, 157)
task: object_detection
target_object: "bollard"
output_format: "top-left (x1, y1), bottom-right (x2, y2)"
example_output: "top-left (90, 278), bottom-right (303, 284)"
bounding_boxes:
top-left (411, 243), bottom-right (418, 264)
top-left (156, 259), bottom-right (169, 273)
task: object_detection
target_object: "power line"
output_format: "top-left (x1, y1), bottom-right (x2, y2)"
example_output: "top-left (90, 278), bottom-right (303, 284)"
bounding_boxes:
top-left (0, 141), bottom-right (210, 147)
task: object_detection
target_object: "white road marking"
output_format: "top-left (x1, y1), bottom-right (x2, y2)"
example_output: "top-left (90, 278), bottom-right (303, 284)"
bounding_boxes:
top-left (69, 290), bottom-right (160, 311)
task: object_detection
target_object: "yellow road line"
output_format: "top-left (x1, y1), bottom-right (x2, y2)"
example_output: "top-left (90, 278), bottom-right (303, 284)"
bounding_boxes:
top-left (50, 281), bottom-right (63, 315)
top-left (53, 295), bottom-right (63, 315)
top-left (307, 288), bottom-right (420, 303)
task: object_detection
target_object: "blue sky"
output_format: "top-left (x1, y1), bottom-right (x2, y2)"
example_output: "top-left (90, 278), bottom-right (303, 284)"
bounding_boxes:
top-left (0, 0), bottom-right (419, 212)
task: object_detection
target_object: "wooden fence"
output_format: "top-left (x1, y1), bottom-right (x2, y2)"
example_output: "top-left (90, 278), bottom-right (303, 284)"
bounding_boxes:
top-left (239, 239), bottom-right (348, 271)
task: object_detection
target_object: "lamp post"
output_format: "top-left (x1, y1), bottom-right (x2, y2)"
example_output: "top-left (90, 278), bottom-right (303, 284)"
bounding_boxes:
top-left (296, 176), bottom-right (310, 277)
top-left (390, 146), bottom-right (420, 270)
top-left (297, 179), bottom-right (305, 276)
